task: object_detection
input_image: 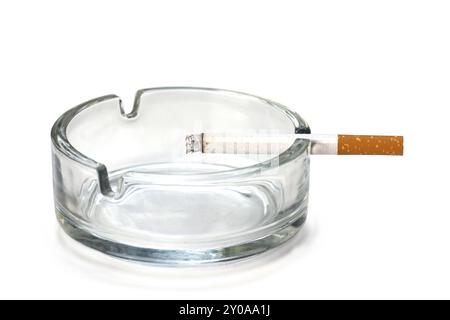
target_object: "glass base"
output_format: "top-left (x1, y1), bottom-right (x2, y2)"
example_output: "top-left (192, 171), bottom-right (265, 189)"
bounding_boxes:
top-left (56, 209), bottom-right (306, 266)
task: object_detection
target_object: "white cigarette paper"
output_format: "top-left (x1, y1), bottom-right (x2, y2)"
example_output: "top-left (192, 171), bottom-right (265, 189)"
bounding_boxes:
top-left (186, 133), bottom-right (338, 155)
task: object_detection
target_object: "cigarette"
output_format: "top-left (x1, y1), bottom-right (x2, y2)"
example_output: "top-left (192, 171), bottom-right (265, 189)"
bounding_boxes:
top-left (186, 133), bottom-right (403, 156)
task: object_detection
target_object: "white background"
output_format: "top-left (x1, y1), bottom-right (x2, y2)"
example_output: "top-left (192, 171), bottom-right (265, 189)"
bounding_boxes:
top-left (1, 0), bottom-right (449, 299)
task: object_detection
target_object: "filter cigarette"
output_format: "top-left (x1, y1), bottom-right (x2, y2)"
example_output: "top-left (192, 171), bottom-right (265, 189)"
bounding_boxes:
top-left (185, 133), bottom-right (403, 156)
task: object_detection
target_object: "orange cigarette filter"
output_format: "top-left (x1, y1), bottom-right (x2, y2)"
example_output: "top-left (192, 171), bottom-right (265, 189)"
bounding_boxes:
top-left (338, 135), bottom-right (403, 156)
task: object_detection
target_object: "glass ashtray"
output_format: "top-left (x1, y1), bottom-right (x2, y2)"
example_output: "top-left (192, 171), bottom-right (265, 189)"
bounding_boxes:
top-left (51, 87), bottom-right (311, 265)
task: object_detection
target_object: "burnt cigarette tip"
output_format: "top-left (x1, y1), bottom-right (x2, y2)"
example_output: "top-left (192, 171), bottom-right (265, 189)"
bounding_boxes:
top-left (185, 133), bottom-right (203, 153)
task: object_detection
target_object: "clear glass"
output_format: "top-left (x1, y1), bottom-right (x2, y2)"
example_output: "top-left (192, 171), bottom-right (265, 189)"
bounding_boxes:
top-left (51, 87), bottom-right (311, 265)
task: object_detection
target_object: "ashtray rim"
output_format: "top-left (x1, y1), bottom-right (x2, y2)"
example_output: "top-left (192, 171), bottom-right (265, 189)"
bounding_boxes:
top-left (51, 87), bottom-right (311, 196)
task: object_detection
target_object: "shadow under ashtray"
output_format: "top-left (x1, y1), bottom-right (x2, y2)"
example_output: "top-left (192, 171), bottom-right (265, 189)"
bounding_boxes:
top-left (56, 223), bottom-right (316, 291)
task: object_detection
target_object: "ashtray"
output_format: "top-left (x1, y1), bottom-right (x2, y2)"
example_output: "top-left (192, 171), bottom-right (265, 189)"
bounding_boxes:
top-left (51, 87), bottom-right (402, 265)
